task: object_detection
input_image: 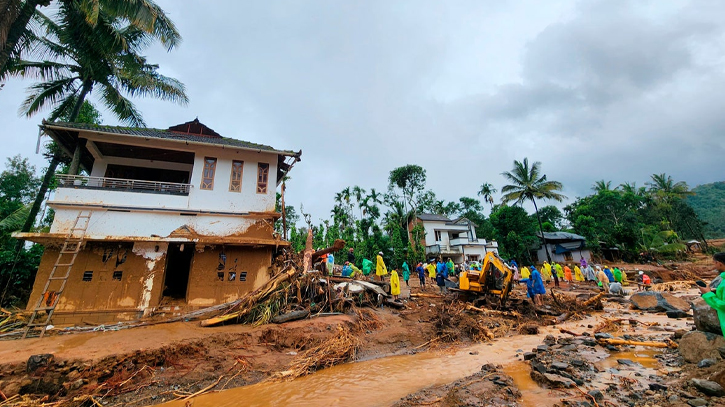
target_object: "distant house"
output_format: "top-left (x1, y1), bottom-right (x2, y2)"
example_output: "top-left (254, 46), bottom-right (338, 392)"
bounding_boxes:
top-left (410, 213), bottom-right (498, 263)
top-left (532, 231), bottom-right (591, 264)
top-left (15, 119), bottom-right (301, 325)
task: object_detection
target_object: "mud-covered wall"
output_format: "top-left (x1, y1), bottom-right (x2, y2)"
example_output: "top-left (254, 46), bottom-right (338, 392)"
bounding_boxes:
top-left (186, 246), bottom-right (273, 307)
top-left (26, 242), bottom-right (167, 313)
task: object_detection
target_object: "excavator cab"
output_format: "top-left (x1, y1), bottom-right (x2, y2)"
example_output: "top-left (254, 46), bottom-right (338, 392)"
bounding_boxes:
top-left (458, 252), bottom-right (514, 308)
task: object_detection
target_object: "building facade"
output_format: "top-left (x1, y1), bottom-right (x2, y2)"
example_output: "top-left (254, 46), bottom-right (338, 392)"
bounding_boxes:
top-left (532, 231), bottom-right (591, 264)
top-left (15, 119), bottom-right (300, 324)
top-left (412, 214), bottom-right (498, 263)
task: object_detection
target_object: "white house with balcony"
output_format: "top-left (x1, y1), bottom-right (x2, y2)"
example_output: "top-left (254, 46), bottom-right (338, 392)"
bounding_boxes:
top-left (15, 119), bottom-right (301, 325)
top-left (411, 213), bottom-right (498, 263)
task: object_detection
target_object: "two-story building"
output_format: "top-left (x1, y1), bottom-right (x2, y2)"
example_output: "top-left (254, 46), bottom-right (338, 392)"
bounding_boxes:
top-left (15, 119), bottom-right (301, 325)
top-left (411, 213), bottom-right (498, 263)
top-left (532, 231), bottom-right (591, 264)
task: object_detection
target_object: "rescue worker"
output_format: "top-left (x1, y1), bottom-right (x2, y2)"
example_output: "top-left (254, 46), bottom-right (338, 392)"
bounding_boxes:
top-left (603, 267), bottom-right (615, 283)
top-left (327, 252), bottom-right (335, 276)
top-left (390, 269), bottom-right (401, 300)
top-left (597, 266), bottom-right (610, 293)
top-left (699, 252), bottom-right (725, 336)
top-left (362, 258), bottom-right (373, 277)
top-left (638, 271), bottom-right (651, 291)
top-left (427, 261), bottom-right (437, 284)
top-left (542, 261), bottom-right (553, 284)
top-left (402, 261), bottom-right (411, 286)
top-left (563, 264), bottom-right (573, 283)
top-left (446, 258), bottom-right (455, 277)
top-left (574, 264), bottom-right (584, 282)
top-left (613, 267), bottom-right (622, 283)
top-left (416, 262), bottom-right (426, 289)
top-left (342, 261), bottom-right (353, 277)
top-left (376, 251), bottom-right (388, 281)
top-left (521, 265), bottom-right (531, 280)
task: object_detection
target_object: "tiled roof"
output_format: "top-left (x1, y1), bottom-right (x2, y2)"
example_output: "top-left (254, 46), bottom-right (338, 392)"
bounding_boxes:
top-left (417, 213), bottom-right (452, 222)
top-left (43, 121), bottom-right (298, 156)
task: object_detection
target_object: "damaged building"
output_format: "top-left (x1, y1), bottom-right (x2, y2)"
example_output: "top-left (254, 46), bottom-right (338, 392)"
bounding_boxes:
top-left (15, 119), bottom-right (301, 326)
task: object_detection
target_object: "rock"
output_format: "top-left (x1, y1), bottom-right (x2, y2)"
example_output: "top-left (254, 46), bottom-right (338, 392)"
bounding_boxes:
top-left (698, 358), bottom-right (717, 368)
top-left (551, 362), bottom-right (569, 370)
top-left (544, 335), bottom-right (557, 345)
top-left (650, 383), bottom-right (669, 391)
top-left (606, 345), bottom-right (620, 351)
top-left (617, 359), bottom-right (636, 366)
top-left (26, 354), bottom-right (54, 373)
top-left (588, 389), bottom-right (604, 401)
top-left (630, 291), bottom-right (691, 313)
top-left (667, 309), bottom-right (691, 319)
top-left (539, 372), bottom-right (575, 388)
top-left (523, 352), bottom-right (536, 361)
top-left (536, 345), bottom-right (549, 352)
top-left (594, 333), bottom-right (613, 340)
top-left (669, 395), bottom-right (679, 402)
top-left (691, 378), bottom-right (725, 397)
top-left (582, 338), bottom-right (597, 347)
top-left (687, 398), bottom-right (708, 407)
top-left (713, 369), bottom-right (725, 389)
top-left (720, 347), bottom-right (725, 359)
top-left (571, 359), bottom-right (586, 367)
top-left (561, 344), bottom-right (577, 351)
top-left (69, 378), bottom-right (84, 391)
top-left (679, 331), bottom-right (725, 363)
top-left (692, 297), bottom-right (723, 336)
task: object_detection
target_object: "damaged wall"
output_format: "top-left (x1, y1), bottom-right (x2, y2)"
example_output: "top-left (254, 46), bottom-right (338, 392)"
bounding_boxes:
top-left (26, 242), bottom-right (167, 315)
top-left (186, 246), bottom-right (274, 307)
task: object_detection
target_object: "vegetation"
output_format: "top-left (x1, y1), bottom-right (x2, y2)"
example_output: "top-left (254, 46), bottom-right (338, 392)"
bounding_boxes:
top-left (687, 182), bottom-right (725, 238)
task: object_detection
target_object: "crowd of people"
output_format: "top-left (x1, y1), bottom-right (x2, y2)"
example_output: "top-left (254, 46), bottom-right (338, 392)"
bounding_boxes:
top-left (323, 248), bottom-right (660, 303)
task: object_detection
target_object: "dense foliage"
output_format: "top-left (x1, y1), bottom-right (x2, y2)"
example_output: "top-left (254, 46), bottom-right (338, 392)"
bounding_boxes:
top-left (687, 182), bottom-right (725, 238)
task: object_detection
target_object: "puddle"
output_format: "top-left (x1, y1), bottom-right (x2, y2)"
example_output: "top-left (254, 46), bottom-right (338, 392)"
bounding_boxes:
top-left (597, 349), bottom-right (661, 370)
top-left (502, 361), bottom-right (561, 407)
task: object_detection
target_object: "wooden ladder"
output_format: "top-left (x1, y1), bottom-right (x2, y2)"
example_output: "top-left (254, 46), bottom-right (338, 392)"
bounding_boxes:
top-left (22, 210), bottom-right (92, 339)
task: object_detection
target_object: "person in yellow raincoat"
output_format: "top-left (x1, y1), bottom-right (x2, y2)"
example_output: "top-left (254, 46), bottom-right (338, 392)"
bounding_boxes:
top-left (427, 262), bottom-right (436, 285)
top-left (390, 269), bottom-right (401, 299)
top-left (376, 251), bottom-right (388, 281)
top-left (542, 261), bottom-right (553, 283)
top-left (620, 269), bottom-right (629, 286)
top-left (574, 264), bottom-right (584, 282)
top-left (521, 266), bottom-right (531, 280)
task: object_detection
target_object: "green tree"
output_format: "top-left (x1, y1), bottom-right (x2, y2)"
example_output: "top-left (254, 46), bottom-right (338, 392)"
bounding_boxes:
top-left (489, 205), bottom-right (538, 263)
top-left (477, 182), bottom-right (497, 209)
top-left (388, 164), bottom-right (426, 242)
top-left (592, 180), bottom-right (612, 192)
top-left (536, 205), bottom-right (563, 232)
top-left (500, 158), bottom-right (566, 263)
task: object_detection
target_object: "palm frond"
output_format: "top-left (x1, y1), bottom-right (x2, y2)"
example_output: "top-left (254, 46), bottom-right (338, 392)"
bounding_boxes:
top-left (19, 77), bottom-right (79, 117)
top-left (0, 204), bottom-right (31, 232)
top-left (99, 82), bottom-right (145, 126)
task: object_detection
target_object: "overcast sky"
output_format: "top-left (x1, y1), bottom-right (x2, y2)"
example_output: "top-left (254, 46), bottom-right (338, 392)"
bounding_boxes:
top-left (2, 0), bottom-right (724, 223)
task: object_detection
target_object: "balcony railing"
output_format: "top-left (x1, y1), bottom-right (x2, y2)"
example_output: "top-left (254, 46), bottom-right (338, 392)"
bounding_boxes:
top-left (425, 244), bottom-right (461, 255)
top-left (56, 174), bottom-right (191, 195)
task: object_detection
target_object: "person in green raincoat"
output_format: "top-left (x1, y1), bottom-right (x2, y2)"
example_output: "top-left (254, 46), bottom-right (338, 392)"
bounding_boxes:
top-left (446, 258), bottom-right (455, 277)
top-left (613, 267), bottom-right (622, 283)
top-left (401, 261), bottom-right (411, 286)
top-left (699, 252), bottom-right (725, 336)
top-left (390, 269), bottom-right (401, 299)
top-left (362, 258), bottom-right (373, 276)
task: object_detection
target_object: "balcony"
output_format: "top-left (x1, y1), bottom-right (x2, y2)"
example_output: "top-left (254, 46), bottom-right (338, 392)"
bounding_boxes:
top-left (56, 174), bottom-right (191, 196)
top-left (425, 244), bottom-right (461, 256)
top-left (449, 237), bottom-right (483, 246)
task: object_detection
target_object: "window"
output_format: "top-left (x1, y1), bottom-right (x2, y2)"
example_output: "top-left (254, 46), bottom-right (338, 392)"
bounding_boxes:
top-left (113, 271), bottom-right (123, 281)
top-left (200, 157), bottom-right (217, 190)
top-left (256, 163), bottom-right (269, 194)
top-left (564, 252), bottom-right (573, 261)
top-left (217, 272), bottom-right (224, 281)
top-left (434, 231), bottom-right (442, 242)
top-left (228, 271), bottom-right (236, 281)
top-left (229, 160), bottom-right (244, 192)
top-left (82, 271), bottom-right (93, 282)
top-left (239, 272), bottom-right (247, 282)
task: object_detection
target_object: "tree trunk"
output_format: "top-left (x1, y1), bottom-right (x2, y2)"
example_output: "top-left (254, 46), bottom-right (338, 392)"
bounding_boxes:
top-left (532, 198), bottom-right (552, 263)
top-left (0, 0), bottom-right (41, 74)
top-left (67, 81), bottom-right (93, 175)
top-left (14, 155), bottom-right (60, 251)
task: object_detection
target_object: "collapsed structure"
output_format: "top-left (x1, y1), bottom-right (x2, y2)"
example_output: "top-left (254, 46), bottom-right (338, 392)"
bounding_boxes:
top-left (15, 119), bottom-right (301, 326)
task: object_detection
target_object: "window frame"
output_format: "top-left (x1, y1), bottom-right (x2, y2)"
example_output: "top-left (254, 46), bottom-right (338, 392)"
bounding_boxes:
top-left (229, 160), bottom-right (244, 192)
top-left (256, 163), bottom-right (269, 194)
top-left (200, 157), bottom-right (217, 190)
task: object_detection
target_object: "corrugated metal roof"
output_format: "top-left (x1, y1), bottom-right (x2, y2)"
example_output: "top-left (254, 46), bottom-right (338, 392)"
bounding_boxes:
top-left (537, 231), bottom-right (586, 241)
top-left (417, 213), bottom-right (452, 222)
top-left (42, 121), bottom-right (299, 156)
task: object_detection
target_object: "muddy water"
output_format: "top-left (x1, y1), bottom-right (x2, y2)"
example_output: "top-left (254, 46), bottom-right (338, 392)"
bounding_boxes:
top-left (156, 308), bottom-right (690, 407)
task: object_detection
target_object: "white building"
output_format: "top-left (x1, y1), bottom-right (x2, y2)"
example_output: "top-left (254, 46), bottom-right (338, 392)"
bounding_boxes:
top-left (411, 213), bottom-right (498, 263)
top-left (532, 231), bottom-right (592, 264)
top-left (16, 119), bottom-right (301, 325)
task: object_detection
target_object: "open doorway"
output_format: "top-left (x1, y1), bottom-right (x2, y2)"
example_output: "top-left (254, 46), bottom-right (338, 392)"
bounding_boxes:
top-left (163, 243), bottom-right (194, 301)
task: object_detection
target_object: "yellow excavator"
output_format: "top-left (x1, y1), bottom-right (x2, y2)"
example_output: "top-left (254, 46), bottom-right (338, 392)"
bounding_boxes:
top-left (457, 251), bottom-right (514, 308)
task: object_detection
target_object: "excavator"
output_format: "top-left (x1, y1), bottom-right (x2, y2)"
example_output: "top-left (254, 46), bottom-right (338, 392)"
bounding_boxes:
top-left (456, 251), bottom-right (514, 308)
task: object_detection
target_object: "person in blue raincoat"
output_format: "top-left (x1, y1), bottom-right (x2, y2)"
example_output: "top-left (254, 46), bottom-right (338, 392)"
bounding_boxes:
top-left (603, 267), bottom-right (615, 283)
top-left (527, 265), bottom-right (546, 306)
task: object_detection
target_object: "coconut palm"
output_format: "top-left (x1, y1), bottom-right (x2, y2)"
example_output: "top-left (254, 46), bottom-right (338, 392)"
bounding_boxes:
top-left (592, 180), bottom-right (612, 193)
top-left (12, 0), bottom-right (186, 240)
top-left (500, 158), bottom-right (566, 263)
top-left (646, 173), bottom-right (694, 201)
top-left (477, 182), bottom-right (497, 209)
top-left (1, 0), bottom-right (180, 78)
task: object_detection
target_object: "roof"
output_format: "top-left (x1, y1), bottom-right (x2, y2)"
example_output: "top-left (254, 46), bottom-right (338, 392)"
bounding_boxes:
top-left (537, 231), bottom-right (586, 241)
top-left (417, 213), bottom-right (452, 222)
top-left (42, 120), bottom-right (300, 156)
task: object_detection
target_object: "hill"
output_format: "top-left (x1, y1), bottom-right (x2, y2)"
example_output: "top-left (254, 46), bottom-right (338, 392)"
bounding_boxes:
top-left (688, 181), bottom-right (725, 238)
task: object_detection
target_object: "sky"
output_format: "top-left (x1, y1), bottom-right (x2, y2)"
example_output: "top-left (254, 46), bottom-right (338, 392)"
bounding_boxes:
top-left (1, 0), bottom-right (724, 223)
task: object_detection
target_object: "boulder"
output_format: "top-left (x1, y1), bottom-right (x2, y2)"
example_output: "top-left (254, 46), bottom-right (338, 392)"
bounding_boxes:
top-left (679, 331), bottom-right (725, 363)
top-left (687, 398), bottom-right (707, 407)
top-left (690, 378), bottom-right (725, 397)
top-left (698, 358), bottom-right (717, 368)
top-left (26, 354), bottom-right (54, 373)
top-left (691, 297), bottom-right (723, 336)
top-left (531, 371), bottom-right (575, 388)
top-left (630, 292), bottom-right (691, 313)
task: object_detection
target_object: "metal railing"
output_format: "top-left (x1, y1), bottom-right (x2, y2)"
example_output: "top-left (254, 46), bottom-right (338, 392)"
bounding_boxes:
top-left (56, 174), bottom-right (191, 195)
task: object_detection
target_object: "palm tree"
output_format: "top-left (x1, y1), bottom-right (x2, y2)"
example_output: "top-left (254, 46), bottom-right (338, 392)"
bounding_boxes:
top-left (646, 173), bottom-right (694, 201)
top-left (1, 0), bottom-right (180, 78)
top-left (352, 185), bottom-right (366, 220)
top-left (592, 180), bottom-right (612, 193)
top-left (500, 158), bottom-right (566, 263)
top-left (477, 182), bottom-right (497, 208)
top-left (12, 1), bottom-right (186, 241)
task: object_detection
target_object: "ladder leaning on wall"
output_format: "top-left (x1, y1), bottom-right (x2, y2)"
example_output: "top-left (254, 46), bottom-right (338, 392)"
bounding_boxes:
top-left (22, 210), bottom-right (92, 339)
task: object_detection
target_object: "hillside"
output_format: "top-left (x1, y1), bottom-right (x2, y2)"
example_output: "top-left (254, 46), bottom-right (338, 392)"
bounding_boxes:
top-left (688, 181), bottom-right (725, 238)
